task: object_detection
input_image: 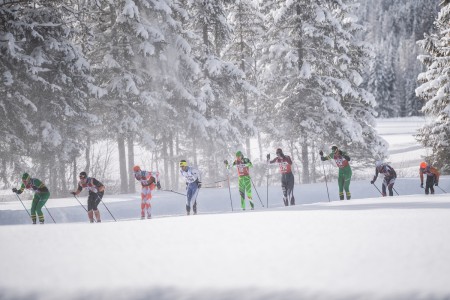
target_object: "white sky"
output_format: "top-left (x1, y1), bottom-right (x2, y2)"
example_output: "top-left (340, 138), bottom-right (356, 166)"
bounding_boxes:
top-left (1, 117), bottom-right (449, 300)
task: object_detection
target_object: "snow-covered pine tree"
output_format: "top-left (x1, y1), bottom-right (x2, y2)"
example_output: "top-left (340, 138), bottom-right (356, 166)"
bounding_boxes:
top-left (182, 0), bottom-right (256, 181)
top-left (0, 1), bottom-right (96, 193)
top-left (259, 0), bottom-right (387, 182)
top-left (87, 0), bottom-right (176, 192)
top-left (223, 0), bottom-right (264, 159)
top-left (416, 0), bottom-right (450, 172)
top-left (357, 0), bottom-right (439, 118)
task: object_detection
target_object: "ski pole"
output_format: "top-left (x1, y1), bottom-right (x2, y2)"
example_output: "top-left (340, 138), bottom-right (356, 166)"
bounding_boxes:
top-left (266, 166), bottom-right (269, 208)
top-left (225, 164), bottom-right (234, 211)
top-left (372, 183), bottom-right (383, 195)
top-left (73, 194), bottom-right (88, 212)
top-left (73, 195), bottom-right (97, 223)
top-left (161, 189), bottom-right (186, 196)
top-left (14, 193), bottom-right (31, 218)
top-left (436, 185), bottom-right (447, 193)
top-left (250, 177), bottom-right (264, 207)
top-left (44, 205), bottom-right (56, 223)
top-left (321, 161), bottom-right (331, 202)
top-left (392, 187), bottom-right (399, 196)
top-left (98, 195), bottom-right (116, 222)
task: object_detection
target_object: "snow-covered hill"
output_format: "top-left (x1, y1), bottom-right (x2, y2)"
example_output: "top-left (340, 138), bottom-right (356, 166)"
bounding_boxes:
top-left (1, 117), bottom-right (449, 300)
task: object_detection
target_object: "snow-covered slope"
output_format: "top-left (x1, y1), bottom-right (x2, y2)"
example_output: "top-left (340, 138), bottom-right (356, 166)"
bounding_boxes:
top-left (1, 117), bottom-right (449, 300)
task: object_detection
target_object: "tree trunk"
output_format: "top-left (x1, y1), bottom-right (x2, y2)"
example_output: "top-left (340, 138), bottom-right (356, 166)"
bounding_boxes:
top-left (162, 136), bottom-right (169, 187)
top-left (169, 132), bottom-right (175, 189)
top-left (85, 134), bottom-right (91, 175)
top-left (127, 135), bottom-right (135, 193)
top-left (59, 159), bottom-right (67, 196)
top-left (118, 134), bottom-right (128, 193)
top-left (73, 158), bottom-right (78, 189)
top-left (301, 139), bottom-right (310, 184)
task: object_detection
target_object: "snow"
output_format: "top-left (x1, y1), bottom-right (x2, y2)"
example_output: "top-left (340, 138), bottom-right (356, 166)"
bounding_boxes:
top-left (1, 117), bottom-right (450, 300)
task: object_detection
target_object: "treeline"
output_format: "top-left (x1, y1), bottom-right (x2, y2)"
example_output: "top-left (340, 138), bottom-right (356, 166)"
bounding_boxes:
top-left (1, 0), bottom-right (388, 196)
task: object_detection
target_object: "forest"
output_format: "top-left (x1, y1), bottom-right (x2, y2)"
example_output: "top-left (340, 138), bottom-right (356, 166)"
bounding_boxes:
top-left (1, 0), bottom-right (447, 196)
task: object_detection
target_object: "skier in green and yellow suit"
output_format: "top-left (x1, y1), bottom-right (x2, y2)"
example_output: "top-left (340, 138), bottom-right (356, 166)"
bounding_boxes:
top-left (319, 146), bottom-right (352, 200)
top-left (12, 173), bottom-right (50, 224)
top-left (224, 151), bottom-right (254, 210)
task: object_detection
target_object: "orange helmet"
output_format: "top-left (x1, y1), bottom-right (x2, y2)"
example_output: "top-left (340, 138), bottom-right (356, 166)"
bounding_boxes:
top-left (133, 165), bottom-right (141, 172)
top-left (420, 162), bottom-right (427, 169)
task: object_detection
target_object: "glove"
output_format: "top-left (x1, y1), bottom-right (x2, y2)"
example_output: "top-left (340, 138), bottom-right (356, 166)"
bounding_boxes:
top-left (370, 180), bottom-right (374, 184)
top-left (420, 183), bottom-right (423, 188)
top-left (12, 188), bottom-right (18, 194)
top-left (266, 154), bottom-right (270, 161)
top-left (223, 160), bottom-right (228, 165)
top-left (435, 182), bottom-right (438, 186)
top-left (156, 181), bottom-right (161, 190)
top-left (319, 150), bottom-right (323, 156)
top-left (70, 191), bottom-right (76, 195)
top-left (198, 182), bottom-right (202, 189)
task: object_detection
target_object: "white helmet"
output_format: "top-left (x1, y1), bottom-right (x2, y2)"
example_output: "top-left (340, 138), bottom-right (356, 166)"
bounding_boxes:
top-left (375, 161), bottom-right (383, 168)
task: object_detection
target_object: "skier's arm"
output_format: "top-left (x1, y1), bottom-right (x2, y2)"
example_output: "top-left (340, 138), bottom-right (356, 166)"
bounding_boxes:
top-left (245, 158), bottom-right (253, 168)
top-left (285, 156), bottom-right (293, 165)
top-left (71, 184), bottom-right (83, 195)
top-left (371, 168), bottom-right (379, 183)
top-left (92, 178), bottom-right (105, 192)
top-left (13, 183), bottom-right (26, 194)
top-left (340, 151), bottom-right (350, 161)
top-left (419, 169), bottom-right (424, 184)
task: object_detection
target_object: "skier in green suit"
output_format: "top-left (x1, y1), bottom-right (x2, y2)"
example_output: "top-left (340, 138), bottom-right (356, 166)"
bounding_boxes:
top-left (224, 151), bottom-right (254, 210)
top-left (319, 145), bottom-right (352, 200)
top-left (12, 173), bottom-right (50, 224)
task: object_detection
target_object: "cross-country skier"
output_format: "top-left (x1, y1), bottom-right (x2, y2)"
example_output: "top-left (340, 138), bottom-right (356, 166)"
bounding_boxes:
top-left (371, 161), bottom-right (397, 196)
top-left (179, 160), bottom-right (202, 215)
top-left (267, 148), bottom-right (295, 206)
top-left (70, 172), bottom-right (105, 223)
top-left (133, 165), bottom-right (161, 219)
top-left (419, 162), bottom-right (440, 195)
top-left (12, 173), bottom-right (50, 224)
top-left (319, 145), bottom-right (352, 200)
top-left (224, 151), bottom-right (254, 210)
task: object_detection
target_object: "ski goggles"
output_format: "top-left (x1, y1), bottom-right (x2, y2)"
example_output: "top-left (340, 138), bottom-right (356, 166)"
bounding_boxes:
top-left (179, 161), bottom-right (188, 167)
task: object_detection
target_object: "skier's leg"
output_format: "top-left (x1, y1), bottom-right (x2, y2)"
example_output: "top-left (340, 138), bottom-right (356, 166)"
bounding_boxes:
top-left (288, 173), bottom-right (295, 205)
top-left (140, 188), bottom-right (146, 218)
top-left (338, 171), bottom-right (345, 200)
top-left (192, 185), bottom-right (199, 215)
top-left (344, 168), bottom-right (352, 200)
top-left (382, 180), bottom-right (387, 197)
top-left (245, 177), bottom-right (254, 209)
top-left (93, 192), bottom-right (103, 222)
top-left (387, 178), bottom-right (394, 196)
top-left (30, 197), bottom-right (38, 224)
top-left (281, 174), bottom-right (288, 206)
top-left (425, 176), bottom-right (433, 194)
top-left (238, 178), bottom-right (246, 210)
top-left (35, 193), bottom-right (49, 224)
top-left (87, 195), bottom-right (95, 222)
top-left (186, 183), bottom-right (193, 215)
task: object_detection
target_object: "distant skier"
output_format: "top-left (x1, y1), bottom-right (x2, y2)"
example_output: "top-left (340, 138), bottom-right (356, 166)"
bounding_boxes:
top-left (267, 148), bottom-right (295, 206)
top-left (371, 161), bottom-right (397, 196)
top-left (71, 172), bottom-right (105, 223)
top-left (133, 165), bottom-right (161, 219)
top-left (419, 162), bottom-right (440, 195)
top-left (12, 173), bottom-right (50, 224)
top-left (319, 145), bottom-right (352, 200)
top-left (179, 160), bottom-right (202, 215)
top-left (224, 151), bottom-right (254, 210)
